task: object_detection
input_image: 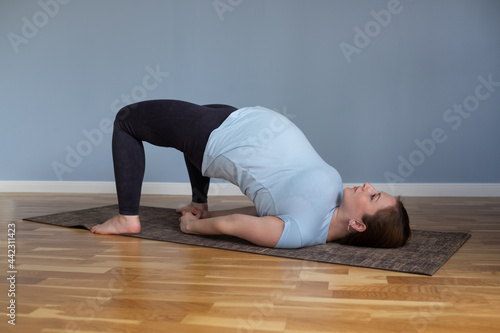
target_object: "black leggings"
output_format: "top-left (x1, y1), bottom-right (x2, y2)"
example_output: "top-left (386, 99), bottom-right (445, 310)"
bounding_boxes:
top-left (112, 100), bottom-right (237, 215)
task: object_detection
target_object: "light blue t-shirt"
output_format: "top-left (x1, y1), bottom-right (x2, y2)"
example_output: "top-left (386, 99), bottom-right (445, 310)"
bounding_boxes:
top-left (202, 106), bottom-right (343, 248)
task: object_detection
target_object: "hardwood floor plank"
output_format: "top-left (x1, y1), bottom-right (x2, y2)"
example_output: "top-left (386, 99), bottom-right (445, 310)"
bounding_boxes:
top-left (0, 193), bottom-right (499, 332)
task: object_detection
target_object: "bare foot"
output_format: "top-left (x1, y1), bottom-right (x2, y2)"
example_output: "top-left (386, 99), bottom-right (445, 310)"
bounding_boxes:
top-left (176, 202), bottom-right (209, 218)
top-left (90, 214), bottom-right (141, 234)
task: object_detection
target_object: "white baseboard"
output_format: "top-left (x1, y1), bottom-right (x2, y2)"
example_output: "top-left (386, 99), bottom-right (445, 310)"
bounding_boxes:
top-left (0, 181), bottom-right (244, 196)
top-left (1, 181), bottom-right (499, 197)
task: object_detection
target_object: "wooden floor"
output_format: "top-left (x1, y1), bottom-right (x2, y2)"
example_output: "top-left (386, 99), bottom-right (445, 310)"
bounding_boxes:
top-left (0, 193), bottom-right (499, 333)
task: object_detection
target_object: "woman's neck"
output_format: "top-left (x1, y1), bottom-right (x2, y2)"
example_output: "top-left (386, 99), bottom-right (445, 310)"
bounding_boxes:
top-left (326, 207), bottom-right (348, 242)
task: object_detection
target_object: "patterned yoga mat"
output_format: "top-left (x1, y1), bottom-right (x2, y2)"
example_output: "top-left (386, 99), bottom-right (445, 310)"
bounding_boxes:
top-left (23, 205), bottom-right (471, 276)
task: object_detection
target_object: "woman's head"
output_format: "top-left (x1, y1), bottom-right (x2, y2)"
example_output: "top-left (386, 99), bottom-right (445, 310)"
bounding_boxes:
top-left (337, 183), bottom-right (411, 248)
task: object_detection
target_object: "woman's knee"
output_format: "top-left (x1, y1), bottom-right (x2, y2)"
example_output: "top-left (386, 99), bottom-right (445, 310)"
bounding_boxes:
top-left (203, 104), bottom-right (236, 110)
top-left (115, 104), bottom-right (134, 123)
top-left (114, 102), bottom-right (145, 129)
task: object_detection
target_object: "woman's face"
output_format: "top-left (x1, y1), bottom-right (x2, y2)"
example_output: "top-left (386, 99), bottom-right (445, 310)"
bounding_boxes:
top-left (342, 183), bottom-right (397, 221)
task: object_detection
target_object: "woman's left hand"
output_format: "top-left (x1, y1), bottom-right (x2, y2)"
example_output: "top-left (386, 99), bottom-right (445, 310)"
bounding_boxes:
top-left (176, 203), bottom-right (209, 218)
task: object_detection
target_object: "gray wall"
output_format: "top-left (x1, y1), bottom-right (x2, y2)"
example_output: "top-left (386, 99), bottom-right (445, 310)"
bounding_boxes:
top-left (1, 0), bottom-right (499, 184)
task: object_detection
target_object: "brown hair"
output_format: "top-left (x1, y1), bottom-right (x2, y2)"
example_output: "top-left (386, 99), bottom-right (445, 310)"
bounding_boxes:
top-left (337, 196), bottom-right (411, 248)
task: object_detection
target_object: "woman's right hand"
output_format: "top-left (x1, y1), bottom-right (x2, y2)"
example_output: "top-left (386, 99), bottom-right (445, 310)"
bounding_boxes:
top-left (179, 210), bottom-right (203, 234)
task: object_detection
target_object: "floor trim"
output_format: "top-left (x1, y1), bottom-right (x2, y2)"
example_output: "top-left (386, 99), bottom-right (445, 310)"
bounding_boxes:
top-left (1, 181), bottom-right (499, 197)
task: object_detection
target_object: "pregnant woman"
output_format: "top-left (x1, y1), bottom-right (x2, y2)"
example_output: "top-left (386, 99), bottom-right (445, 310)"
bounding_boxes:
top-left (90, 100), bottom-right (411, 248)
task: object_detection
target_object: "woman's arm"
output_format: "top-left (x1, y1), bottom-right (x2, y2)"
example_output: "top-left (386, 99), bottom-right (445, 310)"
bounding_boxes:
top-left (177, 204), bottom-right (257, 219)
top-left (179, 212), bottom-right (284, 248)
top-left (208, 206), bottom-right (258, 218)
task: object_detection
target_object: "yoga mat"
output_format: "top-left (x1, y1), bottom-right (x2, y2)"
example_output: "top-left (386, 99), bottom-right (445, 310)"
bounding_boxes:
top-left (23, 205), bottom-right (470, 276)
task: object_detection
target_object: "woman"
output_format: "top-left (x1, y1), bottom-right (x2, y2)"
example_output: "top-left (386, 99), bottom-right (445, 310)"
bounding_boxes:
top-left (91, 100), bottom-right (411, 248)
